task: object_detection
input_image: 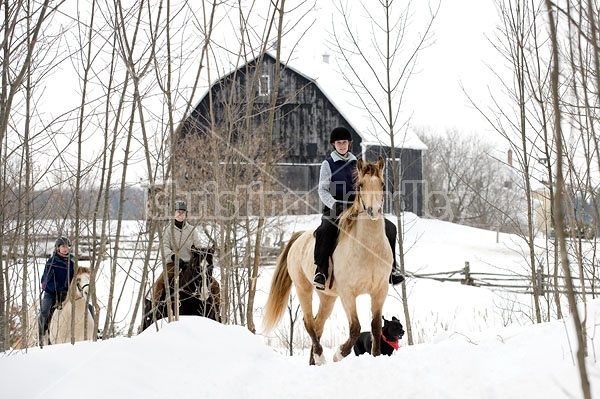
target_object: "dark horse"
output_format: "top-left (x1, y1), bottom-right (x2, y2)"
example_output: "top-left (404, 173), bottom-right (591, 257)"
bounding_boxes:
top-left (142, 246), bottom-right (221, 331)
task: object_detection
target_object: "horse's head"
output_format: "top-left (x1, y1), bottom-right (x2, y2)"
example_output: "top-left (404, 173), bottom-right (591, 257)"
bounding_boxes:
top-left (190, 246), bottom-right (214, 272)
top-left (73, 267), bottom-right (91, 300)
top-left (181, 246), bottom-right (216, 301)
top-left (184, 245), bottom-right (214, 283)
top-left (351, 157), bottom-right (386, 220)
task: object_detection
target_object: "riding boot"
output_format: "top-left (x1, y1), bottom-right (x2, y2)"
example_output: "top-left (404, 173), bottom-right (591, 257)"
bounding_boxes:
top-left (313, 263), bottom-right (327, 291)
top-left (87, 303), bottom-right (96, 320)
top-left (385, 218), bottom-right (405, 285)
top-left (313, 216), bottom-right (339, 290)
top-left (389, 260), bottom-right (405, 285)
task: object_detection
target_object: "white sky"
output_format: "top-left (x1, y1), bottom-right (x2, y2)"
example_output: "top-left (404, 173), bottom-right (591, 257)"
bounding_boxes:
top-left (405, 0), bottom-right (504, 135)
top-left (1, 213), bottom-right (597, 398)
top-left (291, 0), bottom-right (506, 136)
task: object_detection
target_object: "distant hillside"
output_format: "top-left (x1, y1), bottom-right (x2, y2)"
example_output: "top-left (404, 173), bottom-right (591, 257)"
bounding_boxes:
top-left (31, 185), bottom-right (146, 220)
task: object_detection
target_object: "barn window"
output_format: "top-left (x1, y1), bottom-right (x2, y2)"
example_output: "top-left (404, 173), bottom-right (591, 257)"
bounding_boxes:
top-left (259, 74), bottom-right (270, 96)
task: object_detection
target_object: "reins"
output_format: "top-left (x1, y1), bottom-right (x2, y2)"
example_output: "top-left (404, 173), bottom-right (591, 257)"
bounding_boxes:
top-left (179, 253), bottom-right (213, 300)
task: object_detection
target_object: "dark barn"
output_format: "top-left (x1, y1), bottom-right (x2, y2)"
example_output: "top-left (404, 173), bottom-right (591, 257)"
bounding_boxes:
top-left (180, 52), bottom-right (424, 216)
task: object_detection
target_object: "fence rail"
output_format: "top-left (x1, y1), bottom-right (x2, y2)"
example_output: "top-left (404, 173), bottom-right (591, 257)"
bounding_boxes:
top-left (15, 236), bottom-right (600, 297)
top-left (410, 261), bottom-right (600, 296)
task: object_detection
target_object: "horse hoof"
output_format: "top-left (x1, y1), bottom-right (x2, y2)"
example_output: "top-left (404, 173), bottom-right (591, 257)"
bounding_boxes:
top-left (333, 348), bottom-right (345, 362)
top-left (313, 352), bottom-right (327, 366)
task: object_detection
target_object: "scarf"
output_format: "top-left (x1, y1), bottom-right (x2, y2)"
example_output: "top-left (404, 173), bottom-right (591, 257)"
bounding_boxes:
top-left (381, 334), bottom-right (399, 350)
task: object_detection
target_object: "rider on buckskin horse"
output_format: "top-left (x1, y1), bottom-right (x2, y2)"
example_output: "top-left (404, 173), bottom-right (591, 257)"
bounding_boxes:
top-left (150, 200), bottom-right (205, 303)
top-left (312, 126), bottom-right (405, 290)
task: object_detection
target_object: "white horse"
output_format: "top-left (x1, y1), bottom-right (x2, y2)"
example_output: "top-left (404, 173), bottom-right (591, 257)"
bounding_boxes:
top-left (47, 266), bottom-right (97, 344)
top-left (18, 267), bottom-right (97, 348)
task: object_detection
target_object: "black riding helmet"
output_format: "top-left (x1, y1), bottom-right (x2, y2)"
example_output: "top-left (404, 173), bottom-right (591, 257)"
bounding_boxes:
top-left (329, 127), bottom-right (352, 144)
top-left (55, 236), bottom-right (71, 248)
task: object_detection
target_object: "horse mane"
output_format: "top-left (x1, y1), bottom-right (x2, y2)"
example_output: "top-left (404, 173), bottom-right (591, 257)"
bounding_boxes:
top-left (76, 266), bottom-right (91, 276)
top-left (338, 159), bottom-right (385, 234)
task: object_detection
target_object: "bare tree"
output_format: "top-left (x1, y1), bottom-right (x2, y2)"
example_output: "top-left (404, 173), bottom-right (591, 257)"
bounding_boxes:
top-left (0, 0), bottom-right (71, 351)
top-left (329, 0), bottom-right (438, 345)
top-left (545, 0), bottom-right (594, 397)
top-left (418, 128), bottom-right (524, 233)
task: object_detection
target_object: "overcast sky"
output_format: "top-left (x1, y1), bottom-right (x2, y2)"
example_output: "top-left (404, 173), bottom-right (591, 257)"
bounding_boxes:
top-left (291, 0), bottom-right (506, 136)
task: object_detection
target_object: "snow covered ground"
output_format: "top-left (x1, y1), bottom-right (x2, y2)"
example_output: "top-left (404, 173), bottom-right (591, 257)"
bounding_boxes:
top-left (2, 213), bottom-right (598, 398)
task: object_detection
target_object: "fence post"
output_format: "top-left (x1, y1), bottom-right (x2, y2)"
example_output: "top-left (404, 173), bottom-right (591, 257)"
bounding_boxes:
top-left (535, 266), bottom-right (544, 296)
top-left (462, 261), bottom-right (472, 285)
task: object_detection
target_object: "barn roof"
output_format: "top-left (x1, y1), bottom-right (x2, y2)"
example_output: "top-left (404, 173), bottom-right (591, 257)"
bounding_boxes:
top-left (275, 52), bottom-right (427, 151)
top-left (195, 51), bottom-right (427, 151)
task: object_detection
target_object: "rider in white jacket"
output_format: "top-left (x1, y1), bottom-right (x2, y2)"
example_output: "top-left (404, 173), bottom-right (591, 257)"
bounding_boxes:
top-left (152, 200), bottom-right (204, 302)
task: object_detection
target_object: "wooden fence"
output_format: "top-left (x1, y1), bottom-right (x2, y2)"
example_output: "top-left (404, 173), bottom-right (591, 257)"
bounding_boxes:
top-left (411, 261), bottom-right (600, 296)
top-left (20, 235), bottom-right (600, 297)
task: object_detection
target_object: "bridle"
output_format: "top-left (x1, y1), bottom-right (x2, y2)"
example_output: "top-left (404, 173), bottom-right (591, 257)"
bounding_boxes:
top-left (76, 281), bottom-right (90, 299)
top-left (355, 180), bottom-right (385, 216)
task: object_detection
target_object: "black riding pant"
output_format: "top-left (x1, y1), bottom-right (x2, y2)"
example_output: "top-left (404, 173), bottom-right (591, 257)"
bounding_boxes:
top-left (38, 290), bottom-right (67, 340)
top-left (314, 216), bottom-right (398, 278)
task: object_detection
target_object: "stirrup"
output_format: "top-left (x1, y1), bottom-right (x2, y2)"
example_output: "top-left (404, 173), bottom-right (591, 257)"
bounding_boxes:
top-left (313, 272), bottom-right (326, 291)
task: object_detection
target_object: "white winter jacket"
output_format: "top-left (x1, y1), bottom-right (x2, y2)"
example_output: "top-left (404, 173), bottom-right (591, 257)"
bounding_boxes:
top-left (162, 222), bottom-right (203, 264)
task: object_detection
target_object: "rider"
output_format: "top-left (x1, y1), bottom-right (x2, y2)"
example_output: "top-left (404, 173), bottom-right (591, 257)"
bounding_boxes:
top-left (39, 236), bottom-right (75, 342)
top-left (313, 126), bottom-right (405, 290)
top-left (151, 200), bottom-right (204, 302)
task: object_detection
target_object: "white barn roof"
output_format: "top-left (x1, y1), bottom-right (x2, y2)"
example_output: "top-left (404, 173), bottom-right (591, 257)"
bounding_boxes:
top-left (281, 52), bottom-right (427, 151)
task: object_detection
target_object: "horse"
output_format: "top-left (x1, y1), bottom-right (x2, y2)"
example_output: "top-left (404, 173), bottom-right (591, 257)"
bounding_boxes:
top-left (142, 246), bottom-right (221, 331)
top-left (263, 157), bottom-right (392, 365)
top-left (17, 266), bottom-right (97, 348)
top-left (46, 266), bottom-right (97, 345)
top-left (179, 246), bottom-right (222, 321)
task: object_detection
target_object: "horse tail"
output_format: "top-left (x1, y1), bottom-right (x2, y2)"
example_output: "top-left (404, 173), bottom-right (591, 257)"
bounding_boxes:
top-left (262, 231), bottom-right (302, 333)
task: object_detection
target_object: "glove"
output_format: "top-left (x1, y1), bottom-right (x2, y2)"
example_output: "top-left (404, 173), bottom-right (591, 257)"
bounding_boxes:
top-left (178, 258), bottom-right (187, 271)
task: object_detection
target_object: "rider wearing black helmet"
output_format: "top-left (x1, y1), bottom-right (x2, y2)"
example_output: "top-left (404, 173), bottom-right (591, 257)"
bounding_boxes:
top-left (313, 126), bottom-right (404, 290)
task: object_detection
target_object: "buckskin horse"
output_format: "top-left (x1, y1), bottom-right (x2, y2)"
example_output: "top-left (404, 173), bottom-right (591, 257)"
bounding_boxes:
top-left (142, 246), bottom-right (221, 331)
top-left (263, 157), bottom-right (392, 365)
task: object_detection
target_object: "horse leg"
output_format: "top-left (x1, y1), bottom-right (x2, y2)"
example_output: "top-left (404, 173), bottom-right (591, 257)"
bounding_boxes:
top-left (369, 292), bottom-right (386, 356)
top-left (303, 293), bottom-right (336, 366)
top-left (302, 315), bottom-right (323, 366)
top-left (142, 299), bottom-right (154, 331)
top-left (334, 296), bottom-right (361, 362)
top-left (295, 286), bottom-right (322, 365)
top-left (210, 280), bottom-right (222, 323)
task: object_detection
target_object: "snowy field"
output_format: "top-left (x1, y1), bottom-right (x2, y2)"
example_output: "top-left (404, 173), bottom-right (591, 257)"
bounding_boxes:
top-left (1, 213), bottom-right (598, 398)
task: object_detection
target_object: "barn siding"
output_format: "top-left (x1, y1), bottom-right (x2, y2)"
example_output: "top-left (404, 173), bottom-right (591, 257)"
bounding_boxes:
top-left (362, 146), bottom-right (423, 216)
